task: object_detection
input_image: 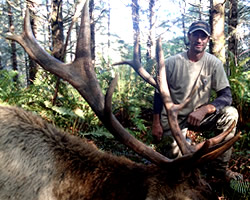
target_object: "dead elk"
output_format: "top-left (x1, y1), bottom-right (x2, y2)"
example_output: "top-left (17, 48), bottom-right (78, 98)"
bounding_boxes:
top-left (0, 105), bottom-right (213, 200)
top-left (2, 1), bottom-right (240, 199)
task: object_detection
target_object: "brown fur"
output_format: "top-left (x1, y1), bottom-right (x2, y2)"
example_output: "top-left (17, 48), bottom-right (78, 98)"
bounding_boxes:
top-left (0, 105), bottom-right (216, 200)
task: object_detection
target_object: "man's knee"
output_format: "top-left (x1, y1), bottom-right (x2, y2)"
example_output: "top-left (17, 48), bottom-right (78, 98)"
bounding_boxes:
top-left (217, 106), bottom-right (238, 139)
top-left (222, 106), bottom-right (238, 120)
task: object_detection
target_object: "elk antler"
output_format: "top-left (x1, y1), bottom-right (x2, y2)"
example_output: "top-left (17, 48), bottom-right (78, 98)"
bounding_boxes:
top-left (6, 0), bottom-right (240, 167)
top-left (156, 38), bottom-right (195, 154)
top-left (6, 1), bottom-right (173, 166)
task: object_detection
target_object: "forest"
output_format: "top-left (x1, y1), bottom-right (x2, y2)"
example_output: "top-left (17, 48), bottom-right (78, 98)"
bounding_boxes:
top-left (0, 0), bottom-right (249, 199)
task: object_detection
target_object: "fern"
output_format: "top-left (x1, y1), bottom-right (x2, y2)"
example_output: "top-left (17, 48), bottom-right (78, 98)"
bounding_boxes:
top-left (80, 127), bottom-right (114, 139)
top-left (230, 179), bottom-right (250, 197)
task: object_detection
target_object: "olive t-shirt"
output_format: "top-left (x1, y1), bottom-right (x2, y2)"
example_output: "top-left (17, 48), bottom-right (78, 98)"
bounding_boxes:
top-left (160, 51), bottom-right (230, 131)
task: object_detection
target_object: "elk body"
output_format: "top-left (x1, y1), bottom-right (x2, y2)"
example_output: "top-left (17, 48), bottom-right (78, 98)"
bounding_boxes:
top-left (0, 105), bottom-right (213, 200)
top-left (2, 1), bottom-right (240, 199)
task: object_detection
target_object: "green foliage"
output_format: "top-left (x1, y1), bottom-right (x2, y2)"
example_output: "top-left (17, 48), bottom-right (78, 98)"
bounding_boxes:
top-left (162, 36), bottom-right (186, 57)
top-left (96, 55), bottom-right (155, 139)
top-left (80, 127), bottom-right (114, 139)
top-left (0, 69), bottom-right (101, 133)
top-left (0, 70), bottom-right (20, 103)
top-left (234, 130), bottom-right (250, 156)
top-left (228, 52), bottom-right (250, 129)
top-left (112, 72), bottom-right (153, 133)
top-left (0, 62), bottom-right (155, 140)
top-left (230, 179), bottom-right (250, 198)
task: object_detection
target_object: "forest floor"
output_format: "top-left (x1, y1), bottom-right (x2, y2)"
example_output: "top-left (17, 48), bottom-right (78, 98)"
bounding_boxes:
top-left (207, 153), bottom-right (249, 200)
top-left (86, 134), bottom-right (249, 200)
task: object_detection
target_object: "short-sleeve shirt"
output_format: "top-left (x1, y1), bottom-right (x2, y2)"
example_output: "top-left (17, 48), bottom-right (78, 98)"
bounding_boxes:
top-left (160, 51), bottom-right (230, 131)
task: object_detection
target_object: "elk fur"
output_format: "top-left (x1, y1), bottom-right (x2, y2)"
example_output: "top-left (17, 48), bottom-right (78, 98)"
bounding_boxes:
top-left (0, 105), bottom-right (216, 200)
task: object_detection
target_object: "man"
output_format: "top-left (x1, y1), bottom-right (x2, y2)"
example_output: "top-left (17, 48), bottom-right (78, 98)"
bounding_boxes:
top-left (152, 21), bottom-right (242, 181)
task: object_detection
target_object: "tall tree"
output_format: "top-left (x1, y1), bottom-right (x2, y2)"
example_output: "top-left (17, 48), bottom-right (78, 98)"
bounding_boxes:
top-left (7, 1), bottom-right (18, 82)
top-left (89, 0), bottom-right (95, 64)
top-left (51, 0), bottom-right (64, 60)
top-left (228, 0), bottom-right (238, 59)
top-left (107, 0), bottom-right (111, 67)
top-left (209, 0), bottom-right (226, 64)
top-left (146, 0), bottom-right (156, 62)
top-left (26, 0), bottom-right (38, 85)
top-left (131, 0), bottom-right (141, 62)
top-left (46, 0), bottom-right (53, 52)
top-left (180, 0), bottom-right (189, 48)
top-left (51, 0), bottom-right (64, 105)
top-left (0, 53), bottom-right (2, 70)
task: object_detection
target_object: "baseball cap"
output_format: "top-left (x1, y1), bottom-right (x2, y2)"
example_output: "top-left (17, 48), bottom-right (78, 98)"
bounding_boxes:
top-left (188, 21), bottom-right (211, 36)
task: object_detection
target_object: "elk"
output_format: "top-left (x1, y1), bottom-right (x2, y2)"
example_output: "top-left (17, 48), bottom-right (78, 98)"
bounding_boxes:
top-left (1, 1), bottom-right (240, 199)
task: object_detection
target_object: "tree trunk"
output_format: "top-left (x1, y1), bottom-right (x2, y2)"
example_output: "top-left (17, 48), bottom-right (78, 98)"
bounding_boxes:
top-left (0, 52), bottom-right (2, 70)
top-left (89, 0), bottom-right (95, 64)
top-left (132, 0), bottom-right (141, 63)
top-left (7, 1), bottom-right (18, 83)
top-left (46, 0), bottom-right (53, 52)
top-left (107, 0), bottom-right (111, 67)
top-left (51, 0), bottom-right (64, 105)
top-left (209, 0), bottom-right (226, 64)
top-left (26, 0), bottom-right (38, 85)
top-left (51, 0), bottom-right (64, 60)
top-left (147, 0), bottom-right (156, 62)
top-left (74, 0), bottom-right (80, 50)
top-left (228, 0), bottom-right (238, 62)
top-left (0, 59), bottom-right (2, 71)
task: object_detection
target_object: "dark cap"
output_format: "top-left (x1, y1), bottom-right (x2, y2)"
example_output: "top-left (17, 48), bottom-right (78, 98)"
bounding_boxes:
top-left (188, 21), bottom-right (211, 36)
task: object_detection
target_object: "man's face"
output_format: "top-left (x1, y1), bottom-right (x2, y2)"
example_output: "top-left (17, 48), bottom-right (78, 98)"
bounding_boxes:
top-left (188, 30), bottom-right (210, 53)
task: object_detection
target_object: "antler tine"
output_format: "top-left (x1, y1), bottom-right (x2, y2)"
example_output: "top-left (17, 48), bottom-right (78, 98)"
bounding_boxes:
top-left (75, 0), bottom-right (91, 61)
top-left (113, 22), bottom-right (157, 88)
top-left (113, 60), bottom-right (158, 88)
top-left (194, 121), bottom-right (236, 150)
top-left (112, 60), bottom-right (157, 89)
top-left (174, 130), bottom-right (241, 167)
top-left (104, 74), bottom-right (176, 165)
top-left (196, 131), bottom-right (241, 164)
top-left (156, 37), bottom-right (193, 155)
top-left (6, 10), bottom-right (68, 79)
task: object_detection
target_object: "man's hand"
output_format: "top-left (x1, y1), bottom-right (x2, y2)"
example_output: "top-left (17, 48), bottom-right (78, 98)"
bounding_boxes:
top-left (152, 114), bottom-right (163, 142)
top-left (152, 123), bottom-right (163, 142)
top-left (187, 104), bottom-right (216, 127)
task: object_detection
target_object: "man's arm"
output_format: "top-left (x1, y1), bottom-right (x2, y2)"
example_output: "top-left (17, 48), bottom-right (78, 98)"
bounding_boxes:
top-left (152, 91), bottom-right (164, 142)
top-left (210, 86), bottom-right (232, 112)
top-left (188, 87), bottom-right (232, 126)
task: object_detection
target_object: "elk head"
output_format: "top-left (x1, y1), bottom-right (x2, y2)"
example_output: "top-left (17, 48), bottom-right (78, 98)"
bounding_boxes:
top-left (4, 0), bottom-right (240, 199)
